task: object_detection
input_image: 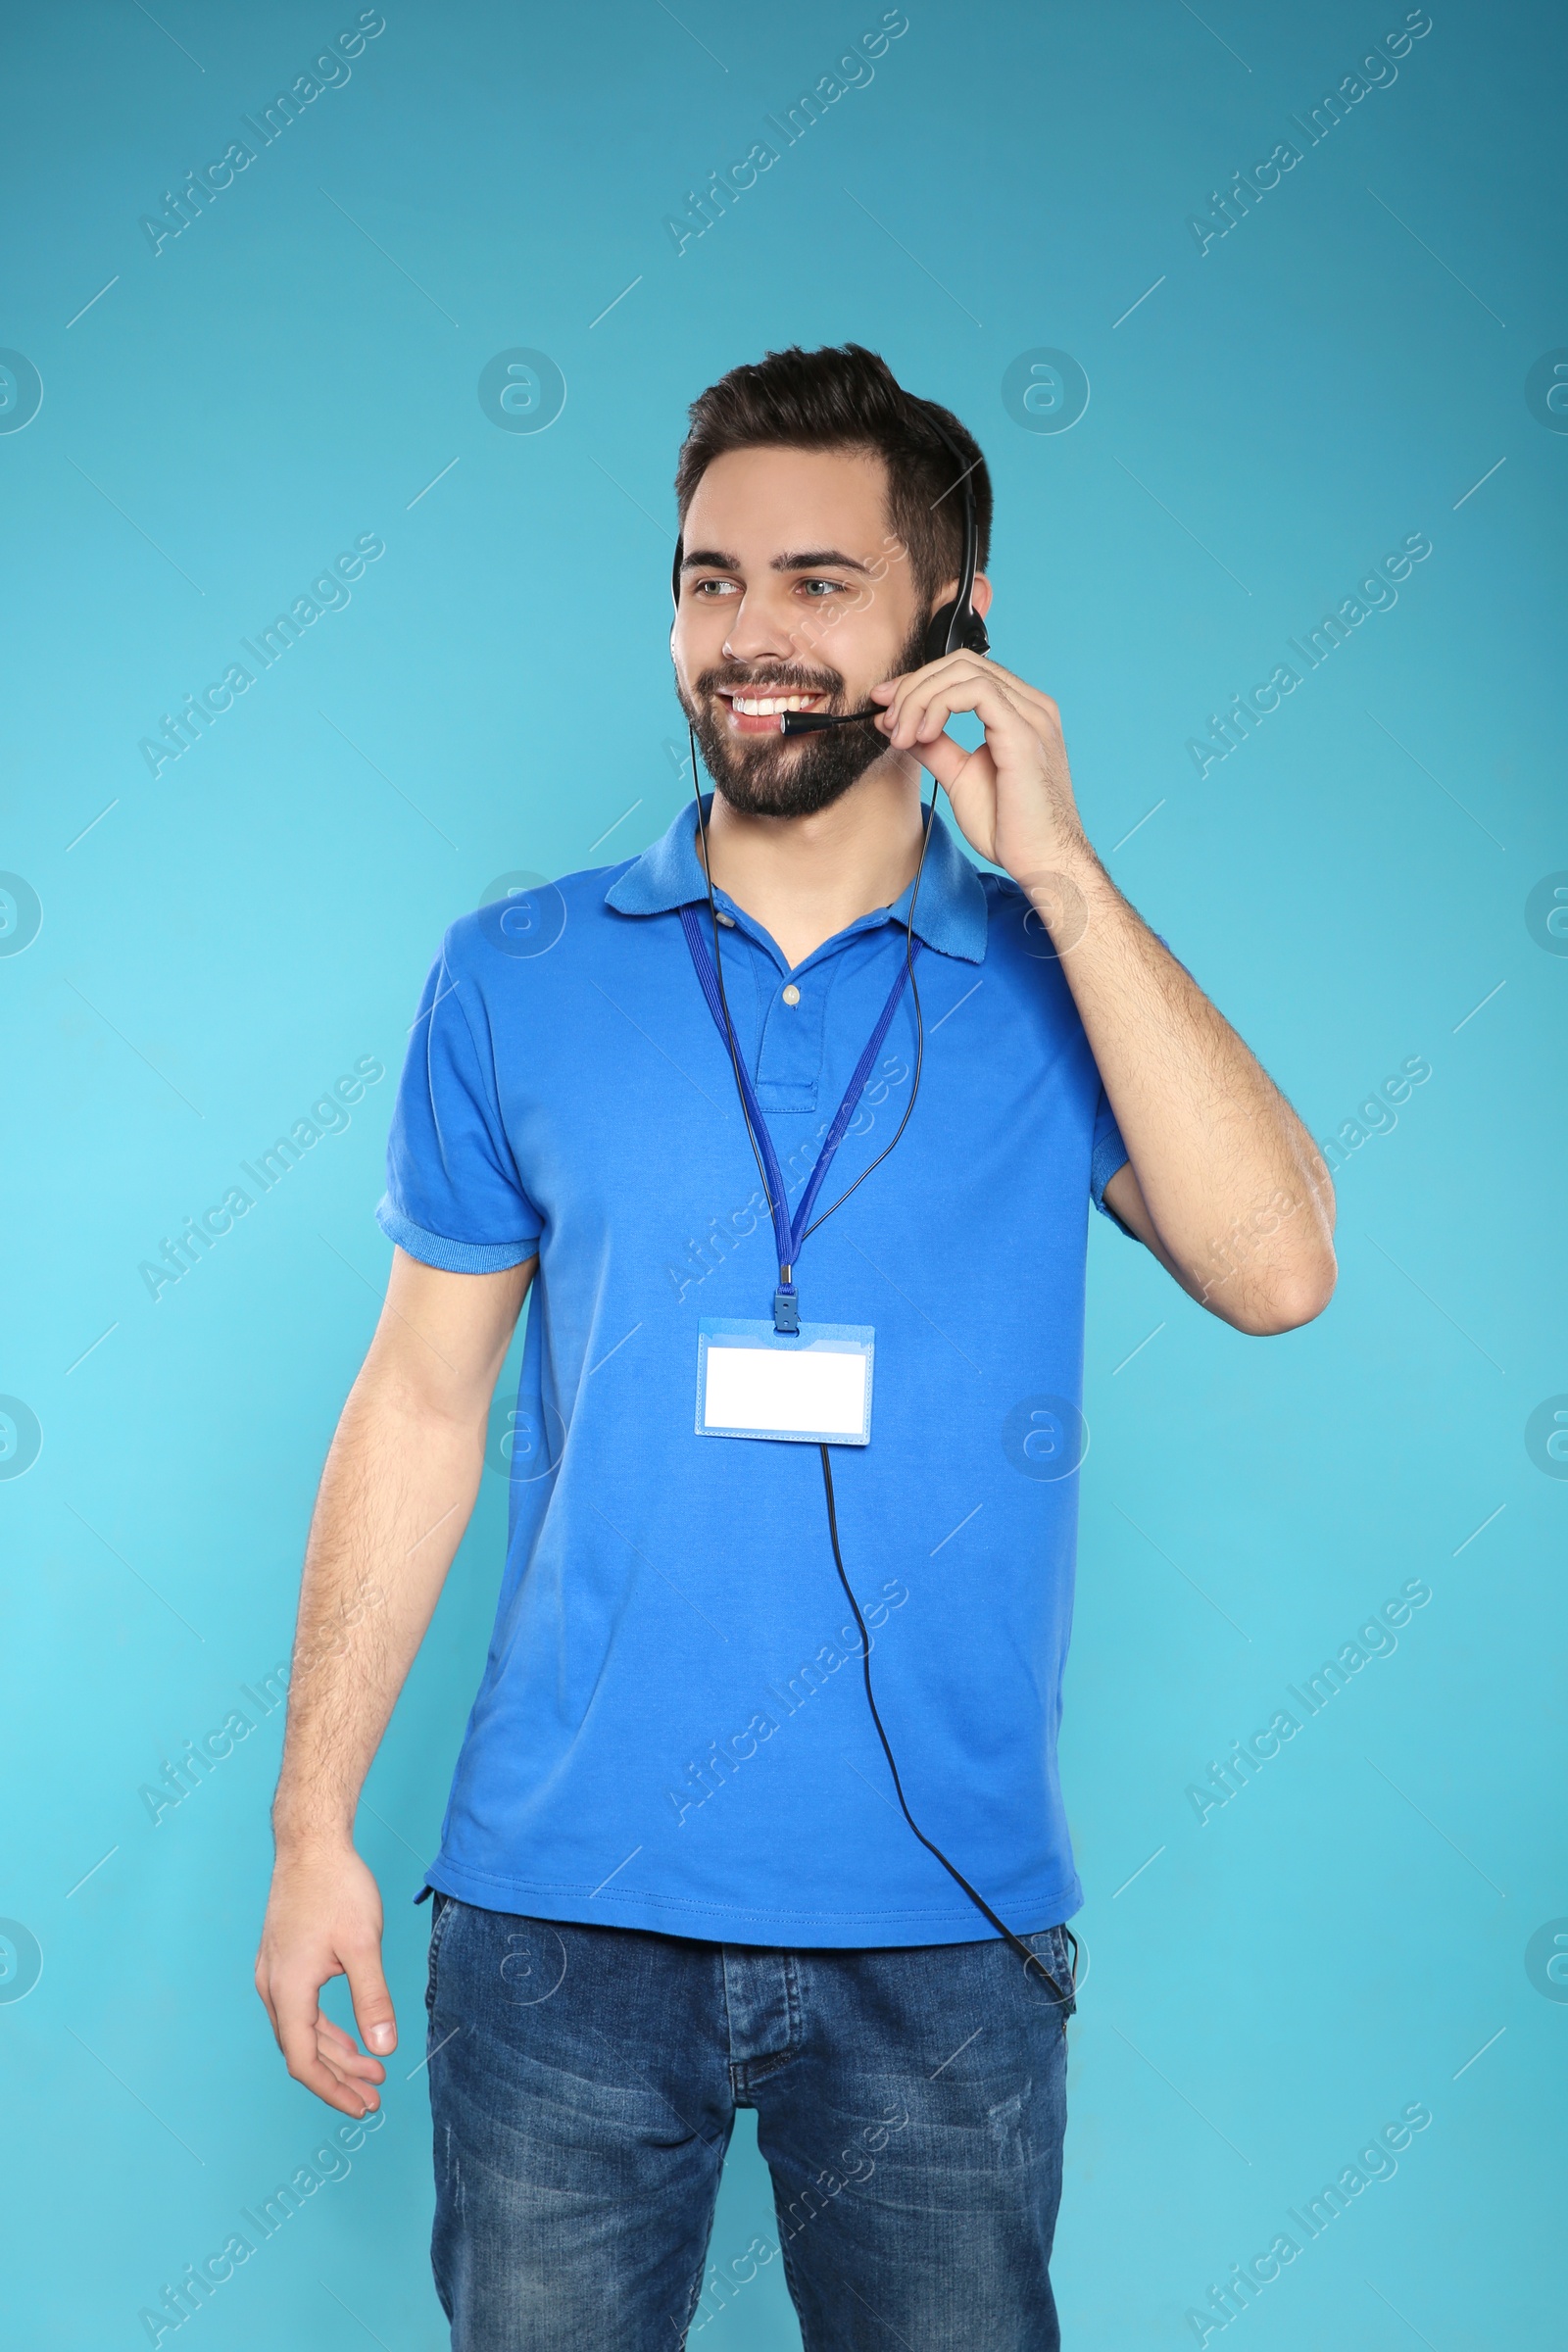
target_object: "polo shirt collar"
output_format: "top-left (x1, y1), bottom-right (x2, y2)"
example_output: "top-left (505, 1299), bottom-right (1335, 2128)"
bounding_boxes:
top-left (604, 795), bottom-right (988, 964)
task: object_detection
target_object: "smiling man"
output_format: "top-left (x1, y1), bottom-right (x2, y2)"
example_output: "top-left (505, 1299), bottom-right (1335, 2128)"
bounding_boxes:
top-left (256, 344), bottom-right (1336, 2351)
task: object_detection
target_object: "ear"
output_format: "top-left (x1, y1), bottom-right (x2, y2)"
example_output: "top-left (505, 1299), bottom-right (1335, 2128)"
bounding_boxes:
top-left (929, 571), bottom-right (993, 619)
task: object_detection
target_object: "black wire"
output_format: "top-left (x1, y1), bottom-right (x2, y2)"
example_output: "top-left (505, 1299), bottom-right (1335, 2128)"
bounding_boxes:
top-left (798, 771), bottom-right (933, 1249)
top-left (685, 722), bottom-right (1077, 1996)
top-left (816, 1443), bottom-right (1077, 2004)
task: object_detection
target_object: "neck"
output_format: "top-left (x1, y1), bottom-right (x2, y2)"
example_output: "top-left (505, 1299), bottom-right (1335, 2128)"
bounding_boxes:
top-left (699, 757), bottom-right (927, 968)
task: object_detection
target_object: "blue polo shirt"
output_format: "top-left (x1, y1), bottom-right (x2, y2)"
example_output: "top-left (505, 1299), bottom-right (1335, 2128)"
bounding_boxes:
top-left (378, 800), bottom-right (1130, 1945)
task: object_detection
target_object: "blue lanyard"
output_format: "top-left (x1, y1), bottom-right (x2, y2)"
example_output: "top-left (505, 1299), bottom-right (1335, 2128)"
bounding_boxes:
top-left (679, 903), bottom-right (920, 1330)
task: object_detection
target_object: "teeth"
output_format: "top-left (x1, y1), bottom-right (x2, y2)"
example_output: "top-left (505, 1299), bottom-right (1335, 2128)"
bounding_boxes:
top-left (732, 693), bottom-right (813, 715)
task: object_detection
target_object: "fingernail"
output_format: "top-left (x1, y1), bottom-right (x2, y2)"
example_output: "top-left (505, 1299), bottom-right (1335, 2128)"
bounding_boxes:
top-left (368, 2025), bottom-right (395, 2052)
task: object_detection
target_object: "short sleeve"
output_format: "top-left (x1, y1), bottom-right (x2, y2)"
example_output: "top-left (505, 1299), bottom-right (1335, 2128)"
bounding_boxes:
top-left (375, 941), bottom-right (543, 1273)
top-left (1090, 1083), bottom-right (1134, 1234)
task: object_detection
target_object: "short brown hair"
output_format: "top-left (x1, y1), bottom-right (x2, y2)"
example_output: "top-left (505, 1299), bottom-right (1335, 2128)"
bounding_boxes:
top-left (674, 343), bottom-right (991, 603)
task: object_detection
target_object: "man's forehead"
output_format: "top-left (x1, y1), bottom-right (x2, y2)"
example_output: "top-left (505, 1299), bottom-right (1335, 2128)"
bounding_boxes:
top-left (684, 442), bottom-right (890, 540)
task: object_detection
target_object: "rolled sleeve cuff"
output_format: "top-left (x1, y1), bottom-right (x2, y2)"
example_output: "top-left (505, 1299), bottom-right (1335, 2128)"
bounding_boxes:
top-left (1090, 1135), bottom-right (1134, 1234)
top-left (375, 1199), bottom-right (539, 1274)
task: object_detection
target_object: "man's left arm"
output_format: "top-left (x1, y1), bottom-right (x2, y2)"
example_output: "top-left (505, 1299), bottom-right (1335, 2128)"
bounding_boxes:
top-left (871, 653), bottom-right (1338, 1337)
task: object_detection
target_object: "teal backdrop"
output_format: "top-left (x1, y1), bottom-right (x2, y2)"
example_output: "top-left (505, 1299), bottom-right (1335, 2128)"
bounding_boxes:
top-left (2, 1), bottom-right (1563, 2344)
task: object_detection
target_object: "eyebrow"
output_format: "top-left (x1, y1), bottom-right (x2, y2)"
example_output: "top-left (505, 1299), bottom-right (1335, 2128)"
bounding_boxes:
top-left (679, 546), bottom-right (873, 577)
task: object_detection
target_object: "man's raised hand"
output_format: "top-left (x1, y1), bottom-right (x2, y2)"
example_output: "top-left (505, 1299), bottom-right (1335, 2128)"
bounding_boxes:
top-left (868, 652), bottom-right (1093, 888)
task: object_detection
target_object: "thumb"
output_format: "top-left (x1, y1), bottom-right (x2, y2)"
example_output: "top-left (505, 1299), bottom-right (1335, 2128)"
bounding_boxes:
top-left (922, 738), bottom-right (996, 850)
top-left (344, 1944), bottom-right (398, 2056)
top-left (911, 728), bottom-right (991, 800)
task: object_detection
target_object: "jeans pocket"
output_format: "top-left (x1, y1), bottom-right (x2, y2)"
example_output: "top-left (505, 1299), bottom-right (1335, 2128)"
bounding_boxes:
top-left (1027, 1925), bottom-right (1078, 2024)
top-left (425, 1889), bottom-right (457, 2016)
top-left (1054, 1926), bottom-right (1078, 2023)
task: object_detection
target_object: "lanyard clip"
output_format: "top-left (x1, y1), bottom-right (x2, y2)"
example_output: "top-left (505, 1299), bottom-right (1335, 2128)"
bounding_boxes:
top-left (772, 1282), bottom-right (800, 1335)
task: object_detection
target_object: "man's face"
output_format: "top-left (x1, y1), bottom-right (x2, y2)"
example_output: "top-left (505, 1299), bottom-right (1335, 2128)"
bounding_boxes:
top-left (670, 444), bottom-right (932, 819)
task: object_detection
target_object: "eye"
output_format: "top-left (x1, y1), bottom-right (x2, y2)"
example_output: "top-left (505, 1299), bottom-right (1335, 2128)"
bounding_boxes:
top-left (799, 577), bottom-right (847, 599)
top-left (692, 576), bottom-right (739, 598)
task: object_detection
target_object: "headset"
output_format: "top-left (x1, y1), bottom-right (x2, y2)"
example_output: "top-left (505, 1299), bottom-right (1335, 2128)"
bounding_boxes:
top-left (914, 408), bottom-right (993, 662)
top-left (668, 402), bottom-right (1078, 2009)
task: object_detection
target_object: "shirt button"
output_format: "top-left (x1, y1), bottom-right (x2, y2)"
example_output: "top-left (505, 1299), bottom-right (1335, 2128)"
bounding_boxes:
top-left (716, 911), bottom-right (736, 927)
top-left (781, 984), bottom-right (801, 1005)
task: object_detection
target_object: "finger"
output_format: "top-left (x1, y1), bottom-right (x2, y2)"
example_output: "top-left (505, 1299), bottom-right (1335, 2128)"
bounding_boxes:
top-left (317, 2039), bottom-right (386, 2100)
top-left (869, 650), bottom-right (979, 718)
top-left (970, 667), bottom-right (1064, 758)
top-left (910, 646), bottom-right (1046, 707)
top-left (888, 653), bottom-right (1062, 751)
top-left (344, 1944), bottom-right (399, 2059)
top-left (984, 676), bottom-right (1062, 754)
top-left (878, 656), bottom-right (1004, 744)
top-left (320, 2049), bottom-right (387, 2093)
top-left (875, 672), bottom-right (938, 743)
top-left (316, 2012), bottom-right (385, 2073)
top-left (868, 675), bottom-right (911, 738)
top-left (872, 653), bottom-right (962, 713)
top-left (310, 2032), bottom-right (384, 2111)
top-left (887, 672), bottom-right (1027, 752)
top-left (272, 1978), bottom-right (379, 2117)
top-left (316, 2017), bottom-right (387, 2079)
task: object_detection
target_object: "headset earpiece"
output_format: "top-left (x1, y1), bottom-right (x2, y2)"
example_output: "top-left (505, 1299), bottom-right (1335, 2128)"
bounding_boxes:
top-left (919, 406), bottom-right (987, 665)
top-left (923, 599), bottom-right (990, 664)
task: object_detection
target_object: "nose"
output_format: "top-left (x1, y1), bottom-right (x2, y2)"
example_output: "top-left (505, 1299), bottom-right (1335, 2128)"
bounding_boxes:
top-left (721, 583), bottom-right (810, 667)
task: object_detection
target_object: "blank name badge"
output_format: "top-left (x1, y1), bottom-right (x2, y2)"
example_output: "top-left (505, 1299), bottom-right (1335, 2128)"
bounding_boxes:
top-left (696, 1319), bottom-right (874, 1446)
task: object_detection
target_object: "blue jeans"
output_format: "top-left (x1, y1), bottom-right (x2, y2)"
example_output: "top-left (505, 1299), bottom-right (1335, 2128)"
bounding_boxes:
top-left (424, 1893), bottom-right (1077, 2349)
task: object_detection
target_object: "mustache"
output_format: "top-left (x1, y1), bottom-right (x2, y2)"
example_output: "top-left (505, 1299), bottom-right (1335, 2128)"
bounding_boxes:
top-left (696, 662), bottom-right (844, 699)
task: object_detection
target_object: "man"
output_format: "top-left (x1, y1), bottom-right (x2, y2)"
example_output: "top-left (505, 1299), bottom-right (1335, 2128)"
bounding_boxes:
top-left (256, 343), bottom-right (1336, 2349)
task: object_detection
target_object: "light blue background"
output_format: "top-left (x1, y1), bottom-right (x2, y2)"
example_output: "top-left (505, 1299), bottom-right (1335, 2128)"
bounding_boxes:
top-left (2, 1), bottom-right (1563, 2344)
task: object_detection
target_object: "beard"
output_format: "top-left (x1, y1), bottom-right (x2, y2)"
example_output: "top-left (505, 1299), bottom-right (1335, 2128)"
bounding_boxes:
top-left (676, 608), bottom-right (932, 820)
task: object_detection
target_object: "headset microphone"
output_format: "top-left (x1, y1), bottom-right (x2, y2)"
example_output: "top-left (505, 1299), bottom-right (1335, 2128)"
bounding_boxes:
top-left (778, 705), bottom-right (882, 736)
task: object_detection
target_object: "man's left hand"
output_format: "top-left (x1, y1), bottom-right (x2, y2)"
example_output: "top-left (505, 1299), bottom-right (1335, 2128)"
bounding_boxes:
top-left (869, 653), bottom-right (1092, 886)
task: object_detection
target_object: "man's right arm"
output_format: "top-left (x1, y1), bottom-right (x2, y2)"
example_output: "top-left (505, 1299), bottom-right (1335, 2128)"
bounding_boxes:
top-left (254, 1245), bottom-right (534, 2116)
